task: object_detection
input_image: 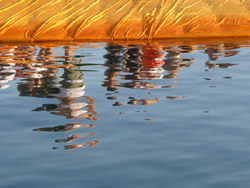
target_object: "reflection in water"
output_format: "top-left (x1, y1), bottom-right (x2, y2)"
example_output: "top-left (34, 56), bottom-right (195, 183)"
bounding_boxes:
top-left (55, 132), bottom-right (96, 143)
top-left (166, 96), bottom-right (185, 100)
top-left (62, 140), bottom-right (100, 150)
top-left (205, 61), bottom-right (238, 69)
top-left (0, 46), bottom-right (16, 90)
top-left (100, 42), bottom-right (241, 109)
top-left (128, 97), bottom-right (160, 105)
top-left (33, 123), bottom-right (95, 132)
top-left (102, 43), bottom-right (195, 106)
top-left (0, 45), bottom-right (99, 149)
top-left (163, 47), bottom-right (194, 79)
top-left (140, 45), bottom-right (165, 80)
top-left (33, 123), bottom-right (99, 150)
top-left (204, 43), bottom-right (239, 69)
top-left (205, 43), bottom-right (240, 61)
top-left (102, 44), bottom-right (124, 91)
top-left (0, 41), bottom-right (243, 149)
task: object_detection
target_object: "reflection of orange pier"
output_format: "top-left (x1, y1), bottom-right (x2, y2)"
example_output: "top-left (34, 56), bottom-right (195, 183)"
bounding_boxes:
top-left (0, 0), bottom-right (250, 41)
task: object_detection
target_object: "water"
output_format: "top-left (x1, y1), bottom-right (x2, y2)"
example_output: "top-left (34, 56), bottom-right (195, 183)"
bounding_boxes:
top-left (1, 39), bottom-right (250, 187)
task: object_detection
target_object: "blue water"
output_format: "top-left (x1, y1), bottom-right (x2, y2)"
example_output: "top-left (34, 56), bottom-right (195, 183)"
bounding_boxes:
top-left (1, 39), bottom-right (250, 187)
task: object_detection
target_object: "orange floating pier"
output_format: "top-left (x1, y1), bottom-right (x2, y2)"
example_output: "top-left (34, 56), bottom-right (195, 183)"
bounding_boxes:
top-left (0, 0), bottom-right (250, 42)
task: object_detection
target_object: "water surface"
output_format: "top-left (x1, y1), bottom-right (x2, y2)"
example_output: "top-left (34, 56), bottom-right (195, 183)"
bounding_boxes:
top-left (1, 39), bottom-right (250, 187)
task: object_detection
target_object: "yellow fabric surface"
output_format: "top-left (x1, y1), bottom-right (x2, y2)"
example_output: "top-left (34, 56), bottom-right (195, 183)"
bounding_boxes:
top-left (0, 0), bottom-right (250, 41)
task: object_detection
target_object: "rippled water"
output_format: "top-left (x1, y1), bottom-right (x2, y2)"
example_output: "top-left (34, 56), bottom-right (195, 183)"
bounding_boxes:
top-left (1, 39), bottom-right (250, 187)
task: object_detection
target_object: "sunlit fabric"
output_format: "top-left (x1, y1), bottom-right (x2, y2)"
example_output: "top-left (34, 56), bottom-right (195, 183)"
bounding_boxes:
top-left (0, 0), bottom-right (250, 41)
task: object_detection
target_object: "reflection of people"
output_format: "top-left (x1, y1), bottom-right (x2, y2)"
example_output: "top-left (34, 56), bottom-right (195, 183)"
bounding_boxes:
top-left (32, 74), bottom-right (98, 120)
top-left (124, 45), bottom-right (143, 74)
top-left (205, 43), bottom-right (239, 61)
top-left (51, 67), bottom-right (98, 120)
top-left (128, 97), bottom-right (160, 105)
top-left (120, 81), bottom-right (160, 89)
top-left (102, 43), bottom-right (168, 91)
top-left (17, 46), bottom-right (60, 98)
top-left (121, 44), bottom-right (165, 88)
top-left (14, 45), bottom-right (100, 150)
top-left (163, 47), bottom-right (194, 79)
top-left (0, 68), bottom-right (16, 90)
top-left (204, 43), bottom-right (239, 69)
top-left (43, 46), bottom-right (99, 120)
top-left (0, 46), bottom-right (16, 90)
top-left (102, 43), bottom-right (166, 107)
top-left (102, 44), bottom-right (124, 91)
top-left (47, 97), bottom-right (98, 120)
top-left (55, 133), bottom-right (96, 143)
top-left (63, 140), bottom-right (100, 149)
top-left (205, 61), bottom-right (237, 69)
top-left (33, 123), bottom-right (95, 132)
top-left (33, 121), bottom-right (98, 150)
top-left (15, 46), bottom-right (44, 80)
top-left (140, 45), bottom-right (165, 80)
